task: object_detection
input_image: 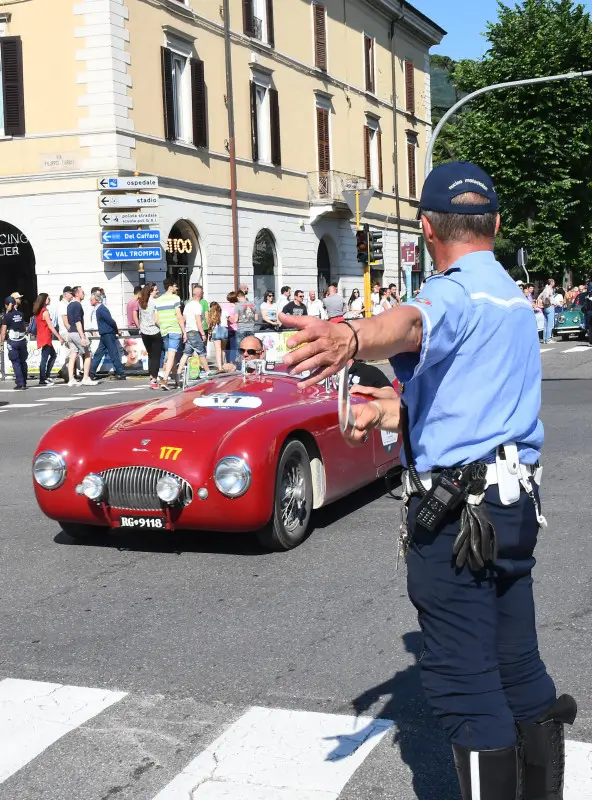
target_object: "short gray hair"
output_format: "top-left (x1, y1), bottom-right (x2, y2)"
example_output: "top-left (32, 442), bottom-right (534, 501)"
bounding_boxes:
top-left (423, 192), bottom-right (498, 243)
top-left (91, 291), bottom-right (103, 302)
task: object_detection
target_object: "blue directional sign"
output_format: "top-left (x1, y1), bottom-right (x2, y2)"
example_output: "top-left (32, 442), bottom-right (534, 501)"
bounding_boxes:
top-left (101, 229), bottom-right (161, 245)
top-left (102, 247), bottom-right (162, 262)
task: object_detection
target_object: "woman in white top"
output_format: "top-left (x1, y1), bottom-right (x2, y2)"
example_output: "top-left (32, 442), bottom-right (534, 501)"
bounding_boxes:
top-left (138, 283), bottom-right (162, 388)
top-left (260, 290), bottom-right (280, 330)
top-left (372, 288), bottom-right (390, 316)
top-left (347, 288), bottom-right (364, 318)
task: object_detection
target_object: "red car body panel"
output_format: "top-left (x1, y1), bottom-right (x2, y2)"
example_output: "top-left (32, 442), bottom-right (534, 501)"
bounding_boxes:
top-left (33, 372), bottom-right (402, 534)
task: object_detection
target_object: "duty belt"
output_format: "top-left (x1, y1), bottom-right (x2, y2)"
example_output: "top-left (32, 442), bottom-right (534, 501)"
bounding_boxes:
top-left (402, 462), bottom-right (541, 495)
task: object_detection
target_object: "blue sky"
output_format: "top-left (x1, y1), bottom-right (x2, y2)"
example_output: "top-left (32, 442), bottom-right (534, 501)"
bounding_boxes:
top-left (411, 0), bottom-right (592, 60)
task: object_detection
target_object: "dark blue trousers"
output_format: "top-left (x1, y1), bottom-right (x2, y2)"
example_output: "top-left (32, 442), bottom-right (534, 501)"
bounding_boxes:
top-left (406, 485), bottom-right (556, 751)
top-left (90, 333), bottom-right (125, 377)
top-left (7, 339), bottom-right (28, 387)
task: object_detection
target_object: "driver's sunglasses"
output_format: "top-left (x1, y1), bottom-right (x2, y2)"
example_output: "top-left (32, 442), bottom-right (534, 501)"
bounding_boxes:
top-left (240, 348), bottom-right (262, 356)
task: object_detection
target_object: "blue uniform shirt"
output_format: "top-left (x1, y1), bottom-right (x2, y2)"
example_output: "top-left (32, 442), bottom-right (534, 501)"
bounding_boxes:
top-left (391, 251), bottom-right (543, 472)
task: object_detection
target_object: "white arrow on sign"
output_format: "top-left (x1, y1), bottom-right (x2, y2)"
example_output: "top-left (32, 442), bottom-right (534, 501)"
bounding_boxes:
top-left (97, 176), bottom-right (159, 190)
top-left (100, 211), bottom-right (159, 226)
top-left (99, 194), bottom-right (159, 209)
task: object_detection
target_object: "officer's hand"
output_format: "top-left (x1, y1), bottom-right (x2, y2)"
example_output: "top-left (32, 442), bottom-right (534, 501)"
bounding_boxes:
top-left (281, 313), bottom-right (356, 388)
top-left (350, 384), bottom-right (401, 434)
top-left (346, 398), bottom-right (384, 447)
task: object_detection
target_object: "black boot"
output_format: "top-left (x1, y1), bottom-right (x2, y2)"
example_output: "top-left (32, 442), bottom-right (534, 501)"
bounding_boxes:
top-left (453, 743), bottom-right (523, 799)
top-left (517, 694), bottom-right (577, 799)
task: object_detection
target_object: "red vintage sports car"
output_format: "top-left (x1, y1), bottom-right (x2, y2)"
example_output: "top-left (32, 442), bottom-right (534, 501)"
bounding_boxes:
top-left (32, 364), bottom-right (401, 550)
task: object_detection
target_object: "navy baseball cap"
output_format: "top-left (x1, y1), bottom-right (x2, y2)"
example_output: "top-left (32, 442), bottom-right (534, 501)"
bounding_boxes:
top-left (4, 296), bottom-right (15, 306)
top-left (418, 161), bottom-right (499, 217)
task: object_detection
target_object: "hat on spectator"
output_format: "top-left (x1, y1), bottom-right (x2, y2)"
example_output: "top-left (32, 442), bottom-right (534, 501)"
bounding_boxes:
top-left (11, 292), bottom-right (23, 299)
top-left (5, 296), bottom-right (16, 306)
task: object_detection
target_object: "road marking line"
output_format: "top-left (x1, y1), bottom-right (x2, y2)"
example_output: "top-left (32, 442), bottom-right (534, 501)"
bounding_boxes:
top-left (0, 403), bottom-right (45, 409)
top-left (152, 706), bottom-right (393, 800)
top-left (566, 740), bottom-right (592, 799)
top-left (0, 678), bottom-right (126, 785)
top-left (35, 396), bottom-right (94, 402)
top-left (539, 348), bottom-right (554, 353)
top-left (563, 345), bottom-right (590, 353)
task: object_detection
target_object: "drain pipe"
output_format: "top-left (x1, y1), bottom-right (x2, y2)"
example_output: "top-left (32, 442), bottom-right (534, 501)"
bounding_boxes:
top-left (390, 4), bottom-right (404, 295)
top-left (223, 0), bottom-right (240, 290)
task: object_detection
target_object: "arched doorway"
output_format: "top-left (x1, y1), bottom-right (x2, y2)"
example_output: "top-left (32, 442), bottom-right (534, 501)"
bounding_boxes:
top-left (166, 220), bottom-right (201, 302)
top-left (252, 229), bottom-right (277, 306)
top-left (317, 238), bottom-right (331, 297)
top-left (0, 221), bottom-right (36, 319)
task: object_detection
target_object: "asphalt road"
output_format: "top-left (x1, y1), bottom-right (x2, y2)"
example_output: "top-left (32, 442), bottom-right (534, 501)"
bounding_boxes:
top-left (0, 341), bottom-right (590, 799)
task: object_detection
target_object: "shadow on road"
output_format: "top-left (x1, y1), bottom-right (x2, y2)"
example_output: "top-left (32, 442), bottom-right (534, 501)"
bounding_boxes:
top-left (331, 632), bottom-right (459, 800)
top-left (53, 481), bottom-right (391, 557)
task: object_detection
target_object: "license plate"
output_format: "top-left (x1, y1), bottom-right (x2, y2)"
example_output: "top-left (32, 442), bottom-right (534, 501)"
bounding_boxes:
top-left (119, 515), bottom-right (166, 530)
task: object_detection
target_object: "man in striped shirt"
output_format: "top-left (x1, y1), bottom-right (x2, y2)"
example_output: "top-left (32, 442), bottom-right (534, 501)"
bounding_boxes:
top-left (153, 278), bottom-right (186, 390)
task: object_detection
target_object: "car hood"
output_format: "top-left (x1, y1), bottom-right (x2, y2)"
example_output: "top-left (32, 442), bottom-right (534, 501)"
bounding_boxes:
top-left (108, 373), bottom-right (313, 435)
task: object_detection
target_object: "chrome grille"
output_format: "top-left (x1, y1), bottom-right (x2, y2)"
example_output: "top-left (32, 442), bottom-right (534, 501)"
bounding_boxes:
top-left (100, 467), bottom-right (193, 511)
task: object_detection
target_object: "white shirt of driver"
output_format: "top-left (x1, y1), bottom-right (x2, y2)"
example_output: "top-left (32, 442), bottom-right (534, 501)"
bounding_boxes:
top-left (183, 300), bottom-right (203, 332)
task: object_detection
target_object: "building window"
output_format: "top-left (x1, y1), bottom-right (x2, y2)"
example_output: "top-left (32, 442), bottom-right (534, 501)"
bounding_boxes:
top-left (407, 131), bottom-right (418, 199)
top-left (243, 0), bottom-right (275, 47)
top-left (405, 60), bottom-right (415, 114)
top-left (250, 79), bottom-right (281, 166)
top-left (313, 3), bottom-right (327, 71)
top-left (161, 45), bottom-right (208, 147)
top-left (0, 37), bottom-right (25, 137)
top-left (364, 120), bottom-right (383, 192)
top-left (316, 104), bottom-right (331, 175)
top-left (364, 35), bottom-right (375, 94)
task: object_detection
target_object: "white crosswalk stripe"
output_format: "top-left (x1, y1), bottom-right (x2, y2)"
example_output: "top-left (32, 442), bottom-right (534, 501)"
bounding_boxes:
top-left (0, 678), bottom-right (590, 798)
top-left (563, 345), bottom-right (591, 353)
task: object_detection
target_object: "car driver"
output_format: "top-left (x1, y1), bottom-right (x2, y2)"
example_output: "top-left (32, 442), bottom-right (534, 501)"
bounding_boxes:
top-left (222, 335), bottom-right (265, 372)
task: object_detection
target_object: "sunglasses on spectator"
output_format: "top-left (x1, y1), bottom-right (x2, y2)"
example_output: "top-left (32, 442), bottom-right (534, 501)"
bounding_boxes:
top-left (240, 348), bottom-right (263, 355)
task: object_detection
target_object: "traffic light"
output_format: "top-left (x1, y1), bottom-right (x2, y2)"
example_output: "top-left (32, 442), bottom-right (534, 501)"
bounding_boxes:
top-left (356, 224), bottom-right (369, 264)
top-left (369, 231), bottom-right (383, 265)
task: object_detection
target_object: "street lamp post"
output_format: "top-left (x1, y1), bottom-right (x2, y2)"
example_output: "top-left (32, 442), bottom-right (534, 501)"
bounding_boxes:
top-left (422, 69), bottom-right (592, 274)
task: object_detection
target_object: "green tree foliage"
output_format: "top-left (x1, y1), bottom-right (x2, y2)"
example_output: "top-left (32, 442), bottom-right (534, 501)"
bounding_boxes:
top-left (436, 0), bottom-right (592, 277)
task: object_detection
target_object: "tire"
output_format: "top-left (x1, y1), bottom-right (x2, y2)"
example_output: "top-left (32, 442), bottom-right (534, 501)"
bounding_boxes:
top-left (59, 521), bottom-right (109, 541)
top-left (256, 440), bottom-right (314, 551)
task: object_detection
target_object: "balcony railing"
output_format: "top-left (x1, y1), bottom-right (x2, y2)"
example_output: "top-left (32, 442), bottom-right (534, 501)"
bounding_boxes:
top-left (307, 171), bottom-right (368, 204)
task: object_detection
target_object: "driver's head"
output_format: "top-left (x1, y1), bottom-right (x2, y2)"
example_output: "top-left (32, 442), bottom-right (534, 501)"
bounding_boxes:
top-left (239, 335), bottom-right (264, 361)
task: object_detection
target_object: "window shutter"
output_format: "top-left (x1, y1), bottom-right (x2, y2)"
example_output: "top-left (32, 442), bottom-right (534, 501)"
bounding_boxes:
top-left (266, 0), bottom-right (275, 47)
top-left (250, 80), bottom-right (259, 162)
top-left (269, 88), bottom-right (281, 167)
top-left (377, 130), bottom-right (383, 192)
top-left (405, 60), bottom-right (415, 114)
top-left (191, 58), bottom-right (207, 148)
top-left (316, 107), bottom-right (330, 173)
top-left (363, 126), bottom-right (371, 186)
top-left (407, 139), bottom-right (417, 198)
top-left (243, 0), bottom-right (255, 36)
top-left (161, 47), bottom-right (175, 141)
top-left (1, 37), bottom-right (25, 136)
top-left (364, 36), bottom-right (374, 93)
top-left (314, 4), bottom-right (327, 70)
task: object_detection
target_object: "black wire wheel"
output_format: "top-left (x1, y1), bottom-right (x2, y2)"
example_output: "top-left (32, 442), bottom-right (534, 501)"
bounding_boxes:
top-left (256, 440), bottom-right (314, 551)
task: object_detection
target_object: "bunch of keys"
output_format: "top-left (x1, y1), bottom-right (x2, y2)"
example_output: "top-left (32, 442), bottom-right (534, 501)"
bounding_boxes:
top-left (396, 503), bottom-right (410, 571)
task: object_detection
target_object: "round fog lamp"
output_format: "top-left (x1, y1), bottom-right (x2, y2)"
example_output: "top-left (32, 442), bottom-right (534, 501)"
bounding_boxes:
top-left (33, 451), bottom-right (66, 490)
top-left (156, 475), bottom-right (181, 504)
top-left (214, 457), bottom-right (251, 498)
top-left (81, 473), bottom-right (105, 501)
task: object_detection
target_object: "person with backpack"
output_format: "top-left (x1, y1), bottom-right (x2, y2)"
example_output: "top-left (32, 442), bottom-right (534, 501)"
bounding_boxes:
top-left (32, 293), bottom-right (64, 386)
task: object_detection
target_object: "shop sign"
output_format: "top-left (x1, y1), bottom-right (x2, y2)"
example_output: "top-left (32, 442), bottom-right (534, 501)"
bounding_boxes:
top-left (0, 231), bottom-right (29, 258)
top-left (166, 238), bottom-right (193, 254)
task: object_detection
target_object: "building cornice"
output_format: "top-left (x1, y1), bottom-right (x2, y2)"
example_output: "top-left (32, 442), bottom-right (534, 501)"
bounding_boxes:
top-left (364, 0), bottom-right (446, 46)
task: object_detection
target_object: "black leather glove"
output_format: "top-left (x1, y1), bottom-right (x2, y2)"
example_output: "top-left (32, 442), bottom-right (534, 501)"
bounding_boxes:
top-left (453, 502), bottom-right (497, 571)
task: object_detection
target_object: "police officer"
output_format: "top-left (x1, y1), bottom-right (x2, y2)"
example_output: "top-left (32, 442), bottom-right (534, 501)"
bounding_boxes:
top-left (1, 295), bottom-right (28, 390)
top-left (281, 161), bottom-right (576, 800)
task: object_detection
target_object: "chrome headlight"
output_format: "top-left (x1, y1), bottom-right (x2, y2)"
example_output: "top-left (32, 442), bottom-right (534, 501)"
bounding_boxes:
top-left (77, 473), bottom-right (105, 501)
top-left (214, 457), bottom-right (251, 498)
top-left (156, 475), bottom-right (181, 504)
top-left (33, 451), bottom-right (66, 490)
top-left (557, 315), bottom-right (565, 323)
top-left (574, 314), bottom-right (581, 323)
